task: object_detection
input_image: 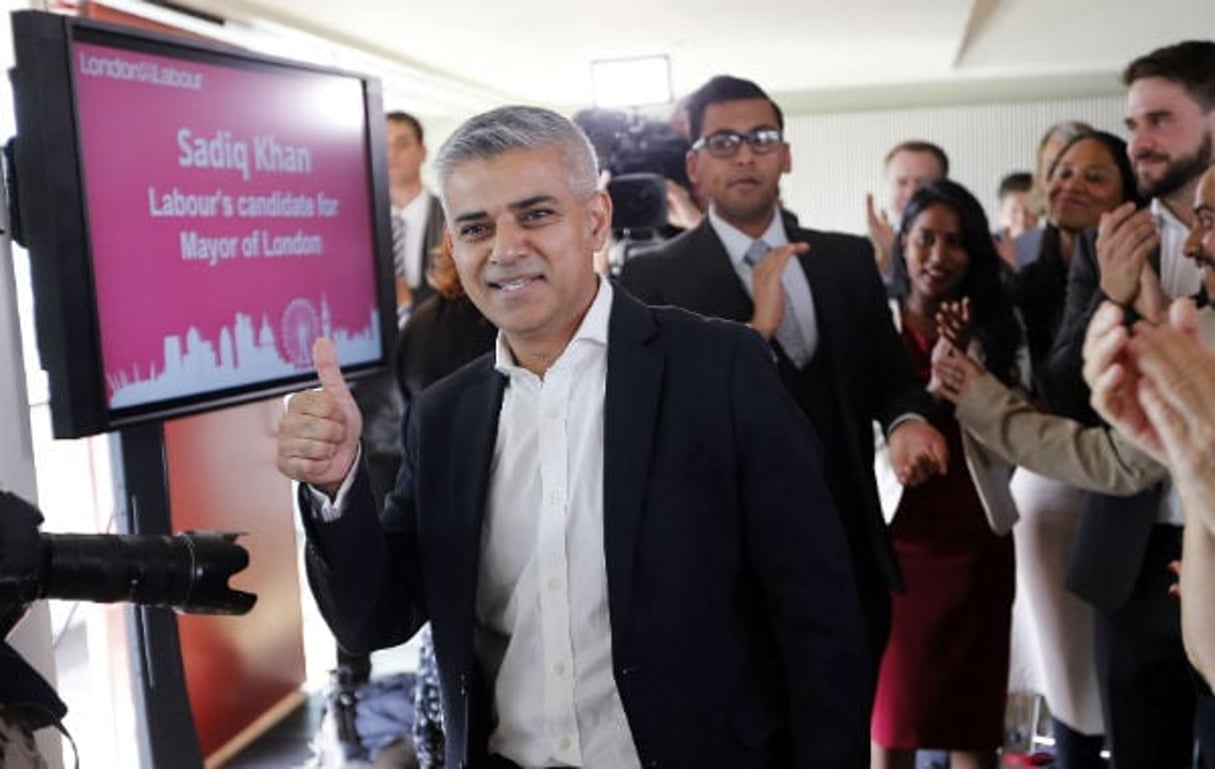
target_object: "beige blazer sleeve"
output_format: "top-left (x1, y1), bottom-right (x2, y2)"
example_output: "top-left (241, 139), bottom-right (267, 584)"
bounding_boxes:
top-left (954, 370), bottom-right (1167, 495)
top-left (956, 340), bottom-right (1030, 536)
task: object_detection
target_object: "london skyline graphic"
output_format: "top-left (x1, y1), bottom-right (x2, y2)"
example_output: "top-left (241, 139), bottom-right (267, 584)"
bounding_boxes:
top-left (106, 293), bottom-right (381, 409)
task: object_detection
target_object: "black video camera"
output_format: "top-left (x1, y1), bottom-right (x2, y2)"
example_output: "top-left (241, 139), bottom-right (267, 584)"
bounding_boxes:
top-left (0, 489), bottom-right (255, 636)
top-left (574, 108), bottom-right (692, 235)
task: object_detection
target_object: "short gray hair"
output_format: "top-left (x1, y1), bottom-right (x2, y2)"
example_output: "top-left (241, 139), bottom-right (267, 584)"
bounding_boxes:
top-left (434, 106), bottom-right (600, 206)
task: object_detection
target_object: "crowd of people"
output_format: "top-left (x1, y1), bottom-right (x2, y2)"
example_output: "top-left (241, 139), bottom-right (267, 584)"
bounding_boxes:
top-left (274, 37), bottom-right (1215, 769)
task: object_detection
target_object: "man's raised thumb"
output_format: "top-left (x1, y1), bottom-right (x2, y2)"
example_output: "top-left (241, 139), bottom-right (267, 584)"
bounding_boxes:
top-left (312, 337), bottom-right (353, 403)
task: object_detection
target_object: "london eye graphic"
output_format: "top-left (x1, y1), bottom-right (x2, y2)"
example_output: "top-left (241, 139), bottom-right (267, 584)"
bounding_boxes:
top-left (280, 297), bottom-right (320, 368)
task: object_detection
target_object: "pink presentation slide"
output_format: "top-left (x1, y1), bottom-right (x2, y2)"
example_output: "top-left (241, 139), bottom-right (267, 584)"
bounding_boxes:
top-left (72, 41), bottom-right (383, 409)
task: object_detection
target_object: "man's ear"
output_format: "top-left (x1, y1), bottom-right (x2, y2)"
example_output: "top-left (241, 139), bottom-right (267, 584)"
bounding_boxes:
top-left (686, 149), bottom-right (700, 188)
top-left (781, 144), bottom-right (792, 174)
top-left (587, 189), bottom-right (613, 250)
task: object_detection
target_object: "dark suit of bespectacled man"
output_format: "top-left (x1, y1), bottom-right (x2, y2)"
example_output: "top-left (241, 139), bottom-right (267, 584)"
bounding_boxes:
top-left (618, 75), bottom-right (947, 694)
top-left (277, 105), bottom-right (872, 769)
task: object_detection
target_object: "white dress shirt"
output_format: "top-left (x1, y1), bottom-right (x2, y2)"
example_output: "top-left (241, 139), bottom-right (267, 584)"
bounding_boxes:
top-left (309, 279), bottom-right (640, 766)
top-left (478, 277), bottom-right (640, 768)
top-left (1153, 198), bottom-right (1203, 300)
top-left (1150, 198), bottom-right (1201, 526)
top-left (393, 190), bottom-right (432, 289)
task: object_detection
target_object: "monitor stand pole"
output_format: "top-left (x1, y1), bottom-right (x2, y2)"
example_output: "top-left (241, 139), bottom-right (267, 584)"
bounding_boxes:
top-left (111, 421), bottom-right (204, 769)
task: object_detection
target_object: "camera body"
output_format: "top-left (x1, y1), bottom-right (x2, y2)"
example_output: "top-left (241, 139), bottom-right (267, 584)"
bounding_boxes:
top-left (574, 108), bottom-right (692, 234)
top-left (0, 489), bottom-right (256, 767)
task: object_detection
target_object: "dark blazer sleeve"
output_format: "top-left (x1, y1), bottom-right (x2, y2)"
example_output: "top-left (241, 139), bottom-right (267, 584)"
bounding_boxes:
top-left (1040, 228), bottom-right (1105, 424)
top-left (808, 230), bottom-right (929, 431)
top-left (858, 240), bottom-right (928, 431)
top-left (300, 419), bottom-right (428, 655)
top-left (729, 328), bottom-right (871, 766)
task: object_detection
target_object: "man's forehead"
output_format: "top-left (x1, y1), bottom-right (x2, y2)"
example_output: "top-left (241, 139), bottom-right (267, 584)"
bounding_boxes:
top-left (702, 98), bottom-right (779, 128)
top-left (444, 150), bottom-right (570, 213)
top-left (889, 150), bottom-right (941, 176)
top-left (1127, 76), bottom-right (1202, 115)
top-left (387, 121), bottom-right (417, 140)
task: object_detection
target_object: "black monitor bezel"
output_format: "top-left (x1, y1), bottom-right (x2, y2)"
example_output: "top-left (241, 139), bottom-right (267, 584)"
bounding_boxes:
top-left (9, 9), bottom-right (397, 439)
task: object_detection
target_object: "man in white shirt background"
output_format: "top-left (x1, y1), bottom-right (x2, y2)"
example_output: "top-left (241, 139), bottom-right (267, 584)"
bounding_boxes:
top-left (865, 139), bottom-right (950, 281)
top-left (387, 110), bottom-right (447, 316)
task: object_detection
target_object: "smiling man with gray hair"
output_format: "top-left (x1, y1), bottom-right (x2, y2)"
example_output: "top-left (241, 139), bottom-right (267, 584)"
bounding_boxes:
top-left (277, 105), bottom-right (871, 768)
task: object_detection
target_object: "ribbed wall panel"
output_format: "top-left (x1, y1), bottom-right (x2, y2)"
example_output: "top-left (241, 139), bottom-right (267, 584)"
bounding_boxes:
top-left (781, 94), bottom-right (1126, 235)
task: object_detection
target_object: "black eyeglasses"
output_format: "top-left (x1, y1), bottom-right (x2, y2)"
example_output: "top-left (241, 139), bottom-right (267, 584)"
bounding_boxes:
top-left (691, 128), bottom-right (784, 158)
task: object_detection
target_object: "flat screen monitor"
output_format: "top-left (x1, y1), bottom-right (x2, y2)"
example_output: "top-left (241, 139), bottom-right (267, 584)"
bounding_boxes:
top-left (8, 10), bottom-right (396, 438)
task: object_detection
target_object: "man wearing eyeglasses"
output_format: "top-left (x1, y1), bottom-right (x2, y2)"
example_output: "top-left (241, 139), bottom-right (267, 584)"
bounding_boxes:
top-left (618, 75), bottom-right (947, 692)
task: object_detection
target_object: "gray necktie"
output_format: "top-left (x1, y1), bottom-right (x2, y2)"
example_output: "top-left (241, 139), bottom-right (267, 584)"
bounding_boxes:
top-left (744, 239), bottom-right (811, 367)
top-left (391, 212), bottom-right (408, 281)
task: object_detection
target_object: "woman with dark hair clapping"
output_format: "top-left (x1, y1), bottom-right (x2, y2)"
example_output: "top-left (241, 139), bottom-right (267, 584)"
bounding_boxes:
top-left (873, 180), bottom-right (1025, 769)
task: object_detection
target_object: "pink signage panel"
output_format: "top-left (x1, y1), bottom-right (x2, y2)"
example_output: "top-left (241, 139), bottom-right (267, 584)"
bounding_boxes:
top-left (72, 41), bottom-right (383, 408)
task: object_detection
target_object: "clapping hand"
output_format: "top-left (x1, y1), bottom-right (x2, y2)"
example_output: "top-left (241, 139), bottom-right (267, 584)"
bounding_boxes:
top-left (928, 336), bottom-right (983, 404)
top-left (1131, 299), bottom-right (1215, 535)
top-left (1083, 301), bottom-right (1160, 461)
top-left (1095, 202), bottom-right (1159, 306)
top-left (935, 297), bottom-right (972, 353)
top-left (866, 193), bottom-right (894, 274)
top-left (748, 243), bottom-right (810, 340)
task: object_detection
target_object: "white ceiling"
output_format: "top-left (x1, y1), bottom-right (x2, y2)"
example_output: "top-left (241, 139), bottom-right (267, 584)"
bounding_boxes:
top-left (145, 0), bottom-right (1214, 118)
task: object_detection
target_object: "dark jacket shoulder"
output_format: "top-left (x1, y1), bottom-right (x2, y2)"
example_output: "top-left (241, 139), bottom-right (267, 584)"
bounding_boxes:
top-left (410, 351), bottom-right (498, 413)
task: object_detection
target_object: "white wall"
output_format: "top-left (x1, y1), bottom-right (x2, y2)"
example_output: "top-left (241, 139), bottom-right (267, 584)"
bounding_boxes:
top-left (0, 10), bottom-right (63, 757)
top-left (777, 93), bottom-right (1127, 235)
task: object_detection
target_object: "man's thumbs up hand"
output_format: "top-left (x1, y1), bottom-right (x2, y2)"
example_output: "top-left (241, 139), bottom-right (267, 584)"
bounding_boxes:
top-left (276, 338), bottom-right (363, 498)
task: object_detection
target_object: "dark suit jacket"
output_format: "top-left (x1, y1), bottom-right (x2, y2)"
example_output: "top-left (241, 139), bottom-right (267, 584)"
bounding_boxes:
top-left (395, 293), bottom-right (496, 404)
top-left (617, 218), bottom-right (929, 595)
top-left (303, 289), bottom-right (870, 768)
top-left (1040, 228), bottom-right (1165, 611)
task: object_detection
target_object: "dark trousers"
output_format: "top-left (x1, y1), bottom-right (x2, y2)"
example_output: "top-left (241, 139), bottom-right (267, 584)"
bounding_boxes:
top-left (856, 554), bottom-right (893, 681)
top-left (1092, 525), bottom-right (1213, 768)
top-left (1051, 717), bottom-right (1107, 769)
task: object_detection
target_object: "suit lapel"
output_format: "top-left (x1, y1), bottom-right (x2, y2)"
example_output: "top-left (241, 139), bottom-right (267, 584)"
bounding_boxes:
top-left (791, 229), bottom-right (838, 350)
top-left (684, 220), bottom-right (754, 322)
top-left (448, 362), bottom-right (506, 621)
top-left (602, 291), bottom-right (663, 637)
top-left (791, 229), bottom-right (869, 479)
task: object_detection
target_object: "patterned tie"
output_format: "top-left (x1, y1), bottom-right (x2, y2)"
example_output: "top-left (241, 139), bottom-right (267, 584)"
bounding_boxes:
top-left (744, 239), bottom-right (811, 367)
top-left (391, 211), bottom-right (408, 281)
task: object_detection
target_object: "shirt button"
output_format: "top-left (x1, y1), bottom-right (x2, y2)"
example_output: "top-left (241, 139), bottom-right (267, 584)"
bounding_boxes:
top-left (546, 408), bottom-right (560, 420)
top-left (559, 736), bottom-right (572, 751)
top-left (548, 489), bottom-right (562, 504)
top-left (554, 660), bottom-right (566, 676)
top-left (548, 577), bottom-right (562, 591)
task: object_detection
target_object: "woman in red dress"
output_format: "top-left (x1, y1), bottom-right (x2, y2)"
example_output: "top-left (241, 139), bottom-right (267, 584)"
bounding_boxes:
top-left (871, 180), bottom-right (1024, 769)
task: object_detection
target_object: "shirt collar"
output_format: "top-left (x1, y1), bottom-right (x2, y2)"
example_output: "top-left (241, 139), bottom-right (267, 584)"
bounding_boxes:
top-left (494, 275), bottom-right (613, 376)
top-left (392, 189), bottom-right (431, 219)
top-left (1151, 197), bottom-right (1188, 234)
top-left (707, 205), bottom-right (788, 269)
